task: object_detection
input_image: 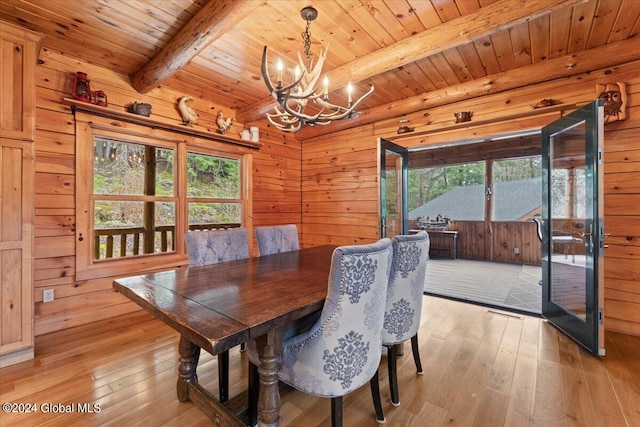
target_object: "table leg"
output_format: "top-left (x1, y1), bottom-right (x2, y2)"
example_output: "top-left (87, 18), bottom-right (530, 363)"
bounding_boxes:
top-left (177, 335), bottom-right (200, 402)
top-left (257, 328), bottom-right (285, 427)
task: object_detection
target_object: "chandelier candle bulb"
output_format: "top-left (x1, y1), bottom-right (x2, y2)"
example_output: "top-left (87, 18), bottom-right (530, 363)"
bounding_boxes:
top-left (323, 75), bottom-right (329, 98)
top-left (347, 82), bottom-right (353, 104)
top-left (277, 59), bottom-right (283, 86)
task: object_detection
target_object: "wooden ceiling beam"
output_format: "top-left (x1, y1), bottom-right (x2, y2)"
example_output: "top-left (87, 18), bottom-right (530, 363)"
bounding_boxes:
top-left (235, 0), bottom-right (586, 125)
top-left (295, 36), bottom-right (640, 140)
top-left (131, 0), bottom-right (255, 94)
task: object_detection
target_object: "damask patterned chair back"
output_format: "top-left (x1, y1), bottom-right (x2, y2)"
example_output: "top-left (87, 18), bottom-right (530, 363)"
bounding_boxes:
top-left (255, 224), bottom-right (300, 255)
top-left (183, 226), bottom-right (249, 405)
top-left (379, 230), bottom-right (429, 406)
top-left (278, 238), bottom-right (392, 426)
top-left (184, 227), bottom-right (249, 267)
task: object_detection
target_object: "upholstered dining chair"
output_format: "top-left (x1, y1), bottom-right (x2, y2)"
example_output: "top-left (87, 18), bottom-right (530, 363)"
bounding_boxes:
top-left (184, 227), bottom-right (249, 267)
top-left (377, 231), bottom-right (429, 407)
top-left (255, 224), bottom-right (300, 255)
top-left (271, 238), bottom-right (393, 427)
top-left (184, 227), bottom-right (249, 404)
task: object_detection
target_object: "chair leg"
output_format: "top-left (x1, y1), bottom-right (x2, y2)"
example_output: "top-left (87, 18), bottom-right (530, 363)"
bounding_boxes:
top-left (369, 370), bottom-right (386, 423)
top-left (386, 344), bottom-right (400, 406)
top-left (248, 362), bottom-right (259, 427)
top-left (411, 334), bottom-right (423, 375)
top-left (331, 396), bottom-right (343, 427)
top-left (218, 350), bottom-right (229, 403)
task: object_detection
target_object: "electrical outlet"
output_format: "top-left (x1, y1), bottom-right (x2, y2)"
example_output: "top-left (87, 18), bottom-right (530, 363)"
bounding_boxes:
top-left (43, 289), bottom-right (55, 303)
top-left (513, 247), bottom-right (520, 255)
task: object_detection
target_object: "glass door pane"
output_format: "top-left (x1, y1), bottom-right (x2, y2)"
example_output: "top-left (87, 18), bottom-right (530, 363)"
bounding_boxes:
top-left (379, 138), bottom-right (408, 238)
top-left (550, 130), bottom-right (588, 318)
top-left (541, 100), bottom-right (605, 356)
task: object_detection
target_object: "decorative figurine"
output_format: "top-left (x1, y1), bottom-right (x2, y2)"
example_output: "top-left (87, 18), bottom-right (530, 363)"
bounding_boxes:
top-left (216, 110), bottom-right (233, 134)
top-left (454, 111), bottom-right (472, 123)
top-left (130, 102), bottom-right (152, 117)
top-left (249, 126), bottom-right (260, 142)
top-left (72, 71), bottom-right (92, 103)
top-left (530, 98), bottom-right (555, 109)
top-left (94, 90), bottom-right (108, 107)
top-left (397, 119), bottom-right (415, 134)
top-left (597, 82), bottom-right (627, 124)
top-left (177, 96), bottom-right (199, 127)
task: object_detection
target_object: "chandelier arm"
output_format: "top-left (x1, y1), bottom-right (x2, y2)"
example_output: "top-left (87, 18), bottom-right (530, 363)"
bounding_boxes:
top-left (262, 46), bottom-right (307, 96)
top-left (288, 81), bottom-right (316, 99)
top-left (268, 112), bottom-right (299, 125)
top-left (313, 97), bottom-right (349, 112)
top-left (268, 106), bottom-right (301, 126)
top-left (297, 47), bottom-right (327, 94)
top-left (271, 104), bottom-right (297, 119)
top-left (261, 46), bottom-right (277, 94)
top-left (280, 98), bottom-right (326, 122)
top-left (313, 85), bottom-right (376, 121)
top-left (289, 91), bottom-right (324, 101)
top-left (313, 84), bottom-right (375, 112)
top-left (276, 88), bottom-right (326, 122)
top-left (267, 113), bottom-right (302, 132)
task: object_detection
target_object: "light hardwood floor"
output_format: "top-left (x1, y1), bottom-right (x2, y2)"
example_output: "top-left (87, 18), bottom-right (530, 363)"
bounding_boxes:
top-left (1, 296), bottom-right (639, 427)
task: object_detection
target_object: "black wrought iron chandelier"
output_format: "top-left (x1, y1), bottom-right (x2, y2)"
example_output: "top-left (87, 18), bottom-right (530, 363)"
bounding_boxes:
top-left (261, 6), bottom-right (374, 132)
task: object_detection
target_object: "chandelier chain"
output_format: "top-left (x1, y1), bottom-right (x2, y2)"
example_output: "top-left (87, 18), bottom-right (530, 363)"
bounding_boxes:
top-left (302, 19), bottom-right (312, 66)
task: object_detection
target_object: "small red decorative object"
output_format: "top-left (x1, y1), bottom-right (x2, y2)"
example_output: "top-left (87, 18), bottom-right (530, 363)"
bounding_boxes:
top-left (72, 71), bottom-right (91, 103)
top-left (95, 90), bottom-right (108, 107)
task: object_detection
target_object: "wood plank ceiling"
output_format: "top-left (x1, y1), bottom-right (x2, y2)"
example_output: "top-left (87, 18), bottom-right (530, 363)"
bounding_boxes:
top-left (1, 0), bottom-right (639, 138)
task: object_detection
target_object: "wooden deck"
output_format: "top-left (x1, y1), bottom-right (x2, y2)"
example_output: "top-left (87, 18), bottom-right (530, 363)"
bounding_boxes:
top-left (1, 297), bottom-right (638, 427)
top-left (425, 258), bottom-right (542, 314)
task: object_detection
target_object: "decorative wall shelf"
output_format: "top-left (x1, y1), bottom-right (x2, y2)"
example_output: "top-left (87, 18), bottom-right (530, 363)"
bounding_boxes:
top-left (62, 98), bottom-right (260, 149)
top-left (390, 103), bottom-right (577, 141)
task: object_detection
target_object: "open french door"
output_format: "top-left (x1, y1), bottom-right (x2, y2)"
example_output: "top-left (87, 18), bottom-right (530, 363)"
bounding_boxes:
top-left (541, 100), bottom-right (605, 356)
top-left (379, 138), bottom-right (408, 239)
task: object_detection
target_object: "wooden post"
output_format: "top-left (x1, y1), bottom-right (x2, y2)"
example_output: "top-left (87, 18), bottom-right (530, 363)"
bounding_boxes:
top-left (485, 160), bottom-right (494, 261)
top-left (144, 146), bottom-right (156, 254)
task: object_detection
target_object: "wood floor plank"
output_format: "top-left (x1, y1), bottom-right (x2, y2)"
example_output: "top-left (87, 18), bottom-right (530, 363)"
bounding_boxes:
top-left (557, 333), bottom-right (598, 427)
top-left (532, 360), bottom-right (565, 426)
top-left (503, 335), bottom-right (538, 426)
top-left (442, 335), bottom-right (502, 425)
top-left (602, 332), bottom-right (640, 426)
top-left (1, 297), bottom-right (639, 427)
top-left (580, 348), bottom-right (628, 427)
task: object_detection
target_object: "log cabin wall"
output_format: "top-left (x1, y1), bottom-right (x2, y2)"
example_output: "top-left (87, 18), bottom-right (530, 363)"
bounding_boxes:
top-left (32, 48), bottom-right (301, 335)
top-left (301, 59), bottom-right (640, 337)
top-left (26, 46), bottom-right (640, 338)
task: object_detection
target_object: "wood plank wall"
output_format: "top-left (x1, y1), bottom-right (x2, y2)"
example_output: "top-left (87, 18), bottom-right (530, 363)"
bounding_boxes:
top-left (28, 45), bottom-right (640, 339)
top-left (302, 60), bottom-right (640, 337)
top-left (32, 48), bottom-right (301, 336)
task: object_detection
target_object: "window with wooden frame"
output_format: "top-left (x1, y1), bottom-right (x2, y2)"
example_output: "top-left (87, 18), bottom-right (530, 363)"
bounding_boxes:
top-left (75, 113), bottom-right (252, 281)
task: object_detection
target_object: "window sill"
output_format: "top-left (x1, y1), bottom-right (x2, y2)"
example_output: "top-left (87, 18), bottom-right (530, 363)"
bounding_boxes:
top-left (76, 252), bottom-right (189, 282)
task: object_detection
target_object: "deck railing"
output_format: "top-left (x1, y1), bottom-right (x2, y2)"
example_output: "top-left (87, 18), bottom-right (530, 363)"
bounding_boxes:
top-left (410, 219), bottom-right (545, 265)
top-left (94, 223), bottom-right (240, 260)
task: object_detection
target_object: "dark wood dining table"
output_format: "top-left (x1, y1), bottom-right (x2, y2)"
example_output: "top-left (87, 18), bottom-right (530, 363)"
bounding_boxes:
top-left (113, 245), bottom-right (336, 427)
